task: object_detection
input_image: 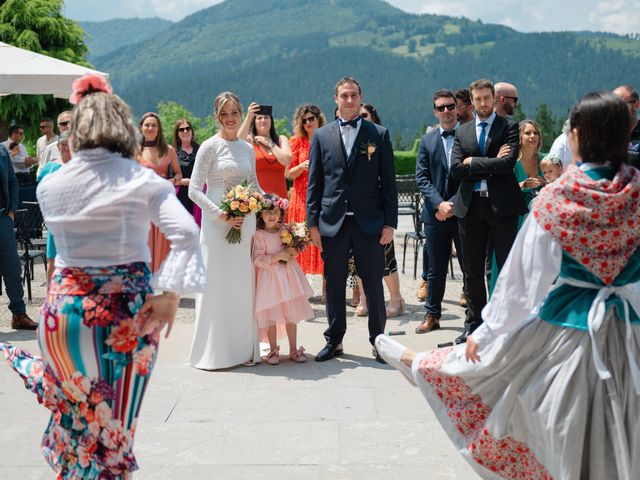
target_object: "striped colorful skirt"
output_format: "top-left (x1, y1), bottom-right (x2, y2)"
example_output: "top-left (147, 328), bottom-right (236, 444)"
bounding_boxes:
top-left (0, 262), bottom-right (157, 479)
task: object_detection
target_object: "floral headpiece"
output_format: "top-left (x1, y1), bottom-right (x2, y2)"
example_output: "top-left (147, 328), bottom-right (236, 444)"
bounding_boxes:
top-left (262, 195), bottom-right (289, 211)
top-left (70, 73), bottom-right (112, 105)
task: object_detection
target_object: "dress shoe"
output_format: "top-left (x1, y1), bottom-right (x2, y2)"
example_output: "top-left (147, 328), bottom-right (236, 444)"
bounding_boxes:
top-left (454, 332), bottom-right (468, 345)
top-left (415, 313), bottom-right (440, 334)
top-left (371, 346), bottom-right (387, 364)
top-left (315, 343), bottom-right (343, 362)
top-left (416, 280), bottom-right (427, 301)
top-left (459, 292), bottom-right (468, 308)
top-left (11, 313), bottom-right (37, 330)
top-left (375, 335), bottom-right (415, 385)
top-left (385, 298), bottom-right (405, 318)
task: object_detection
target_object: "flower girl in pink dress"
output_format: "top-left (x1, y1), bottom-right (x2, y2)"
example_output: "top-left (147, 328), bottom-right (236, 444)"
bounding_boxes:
top-left (253, 195), bottom-right (314, 365)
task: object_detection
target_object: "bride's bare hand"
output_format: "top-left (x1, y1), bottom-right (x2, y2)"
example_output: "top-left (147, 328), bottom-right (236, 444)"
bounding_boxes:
top-left (139, 293), bottom-right (180, 339)
top-left (226, 215), bottom-right (244, 230)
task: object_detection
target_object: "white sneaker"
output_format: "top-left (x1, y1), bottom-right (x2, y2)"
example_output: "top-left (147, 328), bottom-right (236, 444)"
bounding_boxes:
top-left (374, 334), bottom-right (416, 386)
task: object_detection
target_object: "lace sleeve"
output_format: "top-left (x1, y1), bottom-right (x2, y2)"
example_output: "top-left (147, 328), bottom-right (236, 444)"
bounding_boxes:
top-left (148, 180), bottom-right (207, 294)
top-left (189, 140), bottom-right (223, 221)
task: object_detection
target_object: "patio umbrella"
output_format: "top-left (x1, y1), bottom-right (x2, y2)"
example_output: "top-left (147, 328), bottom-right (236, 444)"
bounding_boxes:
top-left (0, 42), bottom-right (109, 98)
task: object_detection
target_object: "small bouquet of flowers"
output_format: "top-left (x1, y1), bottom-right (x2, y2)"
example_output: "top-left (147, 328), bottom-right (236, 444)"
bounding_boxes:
top-left (219, 179), bottom-right (264, 244)
top-left (280, 221), bottom-right (312, 263)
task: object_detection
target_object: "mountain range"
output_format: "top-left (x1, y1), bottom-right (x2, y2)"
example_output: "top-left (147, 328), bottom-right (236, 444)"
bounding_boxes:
top-left (80, 0), bottom-right (640, 144)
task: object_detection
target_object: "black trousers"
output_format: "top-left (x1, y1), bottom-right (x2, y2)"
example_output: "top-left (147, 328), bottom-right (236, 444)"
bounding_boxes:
top-left (322, 216), bottom-right (386, 346)
top-left (424, 219), bottom-right (466, 318)
top-left (457, 196), bottom-right (518, 334)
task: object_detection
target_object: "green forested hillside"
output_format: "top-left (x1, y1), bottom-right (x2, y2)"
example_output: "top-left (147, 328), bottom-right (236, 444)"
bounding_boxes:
top-left (80, 17), bottom-right (173, 61)
top-left (88, 0), bottom-right (640, 144)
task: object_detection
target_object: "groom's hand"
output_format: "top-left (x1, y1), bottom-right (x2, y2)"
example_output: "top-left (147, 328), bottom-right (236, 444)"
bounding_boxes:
top-left (379, 226), bottom-right (394, 245)
top-left (309, 226), bottom-right (323, 252)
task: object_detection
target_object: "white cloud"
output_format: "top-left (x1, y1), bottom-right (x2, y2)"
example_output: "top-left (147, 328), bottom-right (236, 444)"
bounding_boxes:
top-left (588, 0), bottom-right (640, 34)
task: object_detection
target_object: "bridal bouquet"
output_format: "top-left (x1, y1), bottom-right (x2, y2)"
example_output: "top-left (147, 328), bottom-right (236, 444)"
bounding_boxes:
top-left (220, 180), bottom-right (264, 244)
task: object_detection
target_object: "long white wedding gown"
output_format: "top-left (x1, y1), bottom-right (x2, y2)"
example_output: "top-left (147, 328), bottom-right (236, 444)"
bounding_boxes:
top-left (188, 134), bottom-right (261, 369)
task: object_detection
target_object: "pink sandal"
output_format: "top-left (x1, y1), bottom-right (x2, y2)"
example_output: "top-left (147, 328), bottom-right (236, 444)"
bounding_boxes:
top-left (289, 346), bottom-right (307, 363)
top-left (266, 346), bottom-right (280, 365)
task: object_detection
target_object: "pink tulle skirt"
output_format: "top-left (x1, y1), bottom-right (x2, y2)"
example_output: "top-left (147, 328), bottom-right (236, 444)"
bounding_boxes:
top-left (255, 261), bottom-right (314, 341)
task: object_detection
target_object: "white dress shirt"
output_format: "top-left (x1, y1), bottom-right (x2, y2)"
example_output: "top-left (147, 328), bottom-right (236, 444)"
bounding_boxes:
top-left (2, 140), bottom-right (29, 173)
top-left (339, 117), bottom-right (362, 158)
top-left (474, 112), bottom-right (497, 192)
top-left (37, 148), bottom-right (206, 293)
top-left (439, 123), bottom-right (459, 171)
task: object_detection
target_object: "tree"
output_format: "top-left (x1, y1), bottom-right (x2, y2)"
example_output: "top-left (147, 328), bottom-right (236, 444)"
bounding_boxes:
top-left (157, 101), bottom-right (217, 146)
top-left (0, 0), bottom-right (89, 141)
top-left (534, 103), bottom-right (559, 152)
top-left (512, 104), bottom-right (526, 123)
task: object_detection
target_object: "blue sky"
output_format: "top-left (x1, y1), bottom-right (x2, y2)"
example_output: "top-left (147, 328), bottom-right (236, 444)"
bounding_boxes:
top-left (64, 0), bottom-right (640, 34)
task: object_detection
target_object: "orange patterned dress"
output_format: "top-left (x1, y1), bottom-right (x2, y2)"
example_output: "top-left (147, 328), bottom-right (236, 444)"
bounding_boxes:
top-left (288, 136), bottom-right (323, 275)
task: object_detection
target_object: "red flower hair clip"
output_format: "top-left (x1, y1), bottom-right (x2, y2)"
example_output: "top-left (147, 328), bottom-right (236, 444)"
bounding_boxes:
top-left (70, 73), bottom-right (112, 105)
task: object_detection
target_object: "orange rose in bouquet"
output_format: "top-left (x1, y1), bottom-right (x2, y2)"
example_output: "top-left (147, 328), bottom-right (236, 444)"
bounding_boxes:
top-left (219, 179), bottom-right (264, 244)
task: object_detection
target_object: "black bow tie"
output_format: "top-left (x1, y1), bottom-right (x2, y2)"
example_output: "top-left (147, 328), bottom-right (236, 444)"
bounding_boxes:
top-left (441, 130), bottom-right (456, 138)
top-left (339, 117), bottom-right (361, 128)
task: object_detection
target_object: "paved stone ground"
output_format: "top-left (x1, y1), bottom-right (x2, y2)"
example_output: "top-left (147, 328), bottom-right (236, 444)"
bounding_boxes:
top-left (0, 215), bottom-right (480, 479)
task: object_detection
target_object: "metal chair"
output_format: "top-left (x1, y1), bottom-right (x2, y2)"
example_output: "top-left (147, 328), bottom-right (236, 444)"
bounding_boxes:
top-left (401, 193), bottom-right (425, 279)
top-left (15, 202), bottom-right (47, 301)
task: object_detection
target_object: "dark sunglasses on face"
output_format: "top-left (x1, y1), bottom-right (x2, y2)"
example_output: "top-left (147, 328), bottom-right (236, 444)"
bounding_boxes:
top-left (178, 126), bottom-right (192, 133)
top-left (361, 112), bottom-right (369, 118)
top-left (58, 121), bottom-right (70, 127)
top-left (435, 103), bottom-right (456, 113)
top-left (302, 115), bottom-right (316, 125)
top-left (504, 96), bottom-right (518, 103)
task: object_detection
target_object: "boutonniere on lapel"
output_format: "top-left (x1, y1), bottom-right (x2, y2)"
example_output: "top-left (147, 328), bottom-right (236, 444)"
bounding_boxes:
top-left (359, 141), bottom-right (377, 161)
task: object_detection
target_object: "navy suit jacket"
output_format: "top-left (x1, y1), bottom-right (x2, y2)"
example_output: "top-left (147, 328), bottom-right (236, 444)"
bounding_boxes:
top-left (450, 115), bottom-right (528, 218)
top-left (416, 129), bottom-right (460, 225)
top-left (306, 119), bottom-right (398, 237)
top-left (0, 144), bottom-right (18, 213)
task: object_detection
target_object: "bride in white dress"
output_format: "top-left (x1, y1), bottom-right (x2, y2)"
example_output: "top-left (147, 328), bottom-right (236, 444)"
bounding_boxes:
top-left (189, 92), bottom-right (262, 369)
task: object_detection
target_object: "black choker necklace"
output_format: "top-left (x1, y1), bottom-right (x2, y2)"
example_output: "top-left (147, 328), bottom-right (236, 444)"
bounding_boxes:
top-left (143, 140), bottom-right (157, 147)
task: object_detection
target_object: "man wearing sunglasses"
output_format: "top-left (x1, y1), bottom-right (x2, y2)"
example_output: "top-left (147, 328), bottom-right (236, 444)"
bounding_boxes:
top-left (36, 118), bottom-right (58, 174)
top-left (494, 82), bottom-right (519, 117)
top-left (40, 111), bottom-right (72, 169)
top-left (450, 79), bottom-right (527, 345)
top-left (414, 89), bottom-right (468, 335)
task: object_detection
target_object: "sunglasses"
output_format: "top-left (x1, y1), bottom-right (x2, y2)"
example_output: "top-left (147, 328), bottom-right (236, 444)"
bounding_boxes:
top-left (361, 112), bottom-right (369, 118)
top-left (58, 121), bottom-right (70, 127)
top-left (504, 96), bottom-right (519, 103)
top-left (178, 126), bottom-right (192, 133)
top-left (302, 115), bottom-right (317, 125)
top-left (434, 103), bottom-right (456, 113)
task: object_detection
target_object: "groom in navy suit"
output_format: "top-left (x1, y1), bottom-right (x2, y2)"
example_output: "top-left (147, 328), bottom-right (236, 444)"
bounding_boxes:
top-left (414, 89), bottom-right (467, 335)
top-left (307, 77), bottom-right (398, 362)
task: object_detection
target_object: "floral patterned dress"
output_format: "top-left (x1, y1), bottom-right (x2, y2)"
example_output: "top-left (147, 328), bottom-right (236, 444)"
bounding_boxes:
top-left (3, 263), bottom-right (156, 479)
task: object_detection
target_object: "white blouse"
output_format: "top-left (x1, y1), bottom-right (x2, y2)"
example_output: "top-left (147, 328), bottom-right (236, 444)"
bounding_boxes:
top-left (37, 148), bottom-right (206, 293)
top-left (470, 214), bottom-right (562, 347)
top-left (188, 134), bottom-right (262, 221)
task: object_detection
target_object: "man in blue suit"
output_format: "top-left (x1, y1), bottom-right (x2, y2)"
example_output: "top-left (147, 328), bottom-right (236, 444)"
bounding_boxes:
top-left (414, 90), bottom-right (467, 334)
top-left (0, 143), bottom-right (37, 330)
top-left (307, 77), bottom-right (398, 362)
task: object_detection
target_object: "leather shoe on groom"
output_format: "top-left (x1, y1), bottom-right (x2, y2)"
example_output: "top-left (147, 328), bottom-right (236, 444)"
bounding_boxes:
top-left (454, 331), bottom-right (468, 345)
top-left (315, 343), bottom-right (343, 362)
